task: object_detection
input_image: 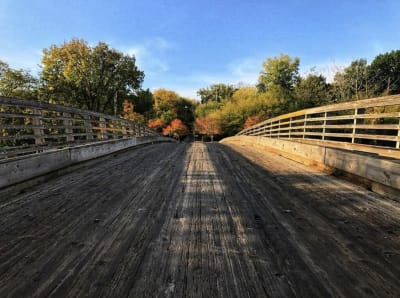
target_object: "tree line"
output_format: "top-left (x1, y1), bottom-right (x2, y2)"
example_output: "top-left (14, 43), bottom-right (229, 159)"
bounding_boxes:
top-left (195, 50), bottom-right (400, 138)
top-left (0, 38), bottom-right (196, 139)
top-left (1, 39), bottom-right (399, 140)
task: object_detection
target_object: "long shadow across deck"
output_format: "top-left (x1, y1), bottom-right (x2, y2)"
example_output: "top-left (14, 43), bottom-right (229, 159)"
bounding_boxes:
top-left (0, 142), bottom-right (400, 297)
top-left (212, 142), bottom-right (400, 297)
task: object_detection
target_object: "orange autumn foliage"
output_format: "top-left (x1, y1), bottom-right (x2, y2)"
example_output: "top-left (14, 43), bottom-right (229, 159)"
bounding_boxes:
top-left (244, 114), bottom-right (263, 129)
top-left (162, 119), bottom-right (189, 136)
top-left (121, 100), bottom-right (143, 122)
top-left (195, 116), bottom-right (220, 135)
top-left (147, 118), bottom-right (167, 133)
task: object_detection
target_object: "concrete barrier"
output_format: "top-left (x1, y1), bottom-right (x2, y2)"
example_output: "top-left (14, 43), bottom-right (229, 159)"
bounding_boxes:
top-left (221, 136), bottom-right (400, 197)
top-left (0, 136), bottom-right (175, 189)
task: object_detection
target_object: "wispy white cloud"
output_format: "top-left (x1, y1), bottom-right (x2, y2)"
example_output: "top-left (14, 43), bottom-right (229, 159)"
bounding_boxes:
top-left (227, 57), bottom-right (260, 85)
top-left (167, 86), bottom-right (200, 100)
top-left (0, 48), bottom-right (42, 74)
top-left (183, 57), bottom-right (261, 89)
top-left (148, 57), bottom-right (261, 100)
top-left (300, 59), bottom-right (351, 83)
top-left (122, 37), bottom-right (173, 75)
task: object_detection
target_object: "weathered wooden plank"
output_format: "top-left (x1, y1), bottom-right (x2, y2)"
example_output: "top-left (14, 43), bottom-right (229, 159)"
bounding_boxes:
top-left (0, 96), bottom-right (122, 121)
top-left (353, 133), bottom-right (399, 141)
top-left (356, 112), bottom-right (400, 119)
top-left (294, 124), bottom-right (399, 130)
top-left (222, 135), bottom-right (400, 193)
top-left (0, 132), bottom-right (100, 142)
top-left (0, 124), bottom-right (85, 130)
top-left (2, 142), bottom-right (400, 296)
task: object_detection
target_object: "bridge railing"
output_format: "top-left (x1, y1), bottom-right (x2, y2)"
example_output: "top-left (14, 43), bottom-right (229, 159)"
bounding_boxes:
top-left (0, 96), bottom-right (158, 159)
top-left (237, 94), bottom-right (400, 150)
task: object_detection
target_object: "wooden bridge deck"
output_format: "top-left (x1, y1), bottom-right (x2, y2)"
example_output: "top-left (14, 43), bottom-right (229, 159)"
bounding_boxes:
top-left (1, 142), bottom-right (400, 297)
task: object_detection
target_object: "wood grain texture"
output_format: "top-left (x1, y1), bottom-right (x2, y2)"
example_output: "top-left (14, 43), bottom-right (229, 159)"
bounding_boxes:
top-left (1, 142), bottom-right (400, 297)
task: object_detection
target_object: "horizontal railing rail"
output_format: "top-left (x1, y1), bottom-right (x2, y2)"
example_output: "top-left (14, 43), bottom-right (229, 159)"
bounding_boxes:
top-left (0, 96), bottom-right (158, 159)
top-left (237, 94), bottom-right (400, 150)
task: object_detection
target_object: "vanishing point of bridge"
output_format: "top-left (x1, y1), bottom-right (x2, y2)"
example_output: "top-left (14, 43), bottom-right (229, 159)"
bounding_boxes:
top-left (0, 96), bottom-right (399, 297)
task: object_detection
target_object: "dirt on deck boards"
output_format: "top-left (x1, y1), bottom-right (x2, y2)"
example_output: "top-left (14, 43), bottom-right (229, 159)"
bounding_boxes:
top-left (1, 142), bottom-right (400, 297)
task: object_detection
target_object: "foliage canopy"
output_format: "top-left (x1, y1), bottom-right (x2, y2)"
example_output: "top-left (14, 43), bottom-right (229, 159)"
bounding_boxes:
top-left (41, 39), bottom-right (144, 114)
top-left (2, 43), bottom-right (400, 139)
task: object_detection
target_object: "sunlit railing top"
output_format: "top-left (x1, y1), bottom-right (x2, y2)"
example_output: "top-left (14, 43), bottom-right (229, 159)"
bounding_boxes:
top-left (237, 94), bottom-right (400, 150)
top-left (0, 96), bottom-right (158, 159)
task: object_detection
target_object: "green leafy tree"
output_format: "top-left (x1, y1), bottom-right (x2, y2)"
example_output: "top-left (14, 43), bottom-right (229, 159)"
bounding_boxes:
top-left (331, 70), bottom-right (349, 102)
top-left (294, 74), bottom-right (330, 109)
top-left (175, 97), bottom-right (196, 127)
top-left (332, 59), bottom-right (369, 101)
top-left (41, 38), bottom-right (144, 114)
top-left (344, 59), bottom-right (369, 100)
top-left (0, 60), bottom-right (38, 99)
top-left (369, 50), bottom-right (400, 96)
top-left (216, 102), bottom-right (244, 137)
top-left (197, 83), bottom-right (236, 103)
top-left (130, 88), bottom-right (154, 122)
top-left (0, 60), bottom-right (8, 77)
top-left (196, 87), bottom-right (277, 137)
top-left (258, 54), bottom-right (300, 107)
top-left (192, 49), bottom-right (400, 137)
top-left (195, 101), bottom-right (222, 118)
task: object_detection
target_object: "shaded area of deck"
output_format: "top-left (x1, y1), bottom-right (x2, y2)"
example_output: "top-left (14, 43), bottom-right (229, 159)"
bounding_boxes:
top-left (1, 142), bottom-right (399, 297)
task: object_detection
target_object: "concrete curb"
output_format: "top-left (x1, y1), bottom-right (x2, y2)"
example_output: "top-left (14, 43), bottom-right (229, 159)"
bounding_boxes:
top-left (221, 136), bottom-right (400, 197)
top-left (0, 136), bottom-right (175, 189)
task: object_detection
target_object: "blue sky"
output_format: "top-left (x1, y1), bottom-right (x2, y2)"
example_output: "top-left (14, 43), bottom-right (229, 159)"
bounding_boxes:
top-left (1, 0), bottom-right (400, 99)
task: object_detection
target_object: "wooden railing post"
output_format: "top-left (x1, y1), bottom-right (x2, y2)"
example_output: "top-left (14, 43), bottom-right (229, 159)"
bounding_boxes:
top-left (0, 97), bottom-right (160, 159)
top-left (132, 123), bottom-right (137, 136)
top-left (63, 112), bottom-right (74, 142)
top-left (303, 114), bottom-right (307, 139)
top-left (84, 114), bottom-right (94, 140)
top-left (129, 124), bottom-right (134, 137)
top-left (122, 124), bottom-right (127, 138)
top-left (32, 109), bottom-right (44, 145)
top-left (352, 108), bottom-right (358, 143)
top-left (269, 123), bottom-right (272, 138)
top-left (99, 117), bottom-right (106, 140)
top-left (112, 120), bottom-right (118, 139)
top-left (397, 118), bottom-right (400, 149)
top-left (278, 120), bottom-right (281, 139)
top-left (322, 112), bottom-right (327, 140)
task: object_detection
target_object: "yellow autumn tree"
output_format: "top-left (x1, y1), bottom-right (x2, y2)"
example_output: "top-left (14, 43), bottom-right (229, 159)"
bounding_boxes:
top-left (121, 100), bottom-right (144, 123)
top-left (153, 89), bottom-right (179, 122)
